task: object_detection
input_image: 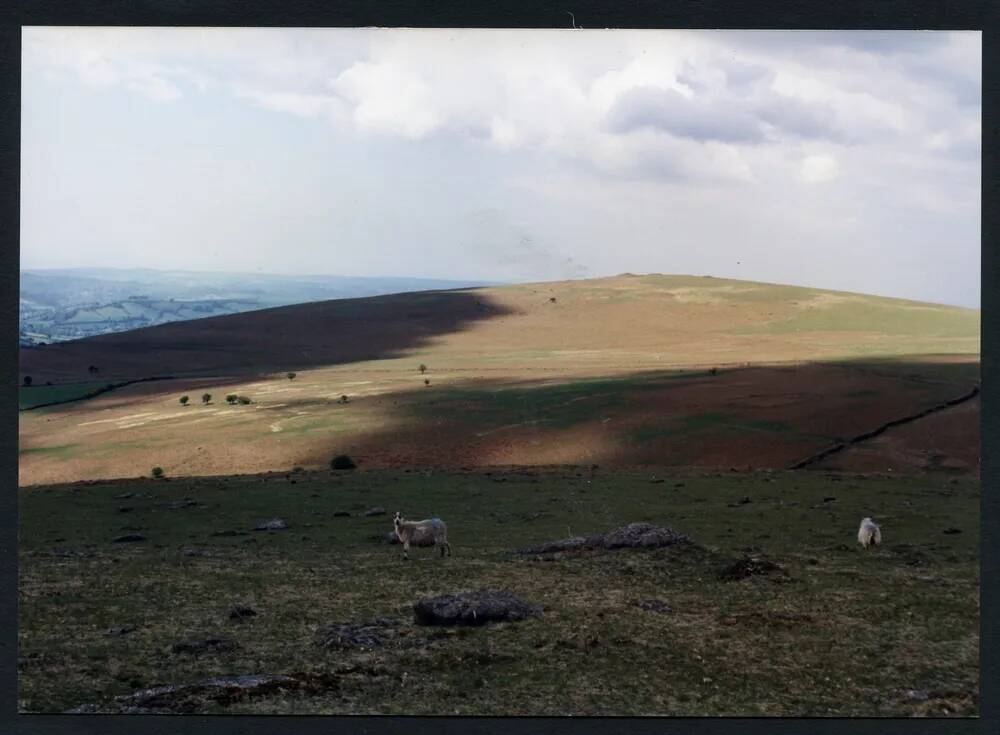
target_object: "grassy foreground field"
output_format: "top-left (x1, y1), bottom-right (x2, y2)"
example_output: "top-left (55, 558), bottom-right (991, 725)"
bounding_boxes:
top-left (19, 468), bottom-right (979, 716)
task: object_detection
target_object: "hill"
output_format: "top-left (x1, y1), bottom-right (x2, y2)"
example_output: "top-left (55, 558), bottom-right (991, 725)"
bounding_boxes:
top-left (18, 274), bottom-right (980, 485)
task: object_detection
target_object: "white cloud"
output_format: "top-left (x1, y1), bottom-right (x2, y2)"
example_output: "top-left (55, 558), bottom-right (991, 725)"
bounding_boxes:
top-left (799, 154), bottom-right (840, 183)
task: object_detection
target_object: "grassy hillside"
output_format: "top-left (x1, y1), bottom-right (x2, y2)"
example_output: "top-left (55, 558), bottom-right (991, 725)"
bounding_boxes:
top-left (17, 275), bottom-right (980, 485)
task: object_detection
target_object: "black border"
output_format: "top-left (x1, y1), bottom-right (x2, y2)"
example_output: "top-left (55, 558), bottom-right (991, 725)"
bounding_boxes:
top-left (3, 2), bottom-right (996, 734)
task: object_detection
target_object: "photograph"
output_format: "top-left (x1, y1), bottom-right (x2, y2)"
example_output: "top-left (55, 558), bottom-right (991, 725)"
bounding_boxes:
top-left (17, 26), bottom-right (980, 716)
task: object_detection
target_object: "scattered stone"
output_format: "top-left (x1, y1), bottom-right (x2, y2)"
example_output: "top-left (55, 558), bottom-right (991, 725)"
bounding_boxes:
top-left (253, 519), bottom-right (288, 531)
top-left (650, 478), bottom-right (665, 484)
top-left (103, 626), bottom-right (137, 637)
top-left (902, 688), bottom-right (931, 702)
top-left (727, 496), bottom-right (752, 507)
top-left (363, 507), bottom-right (386, 517)
top-left (118, 507), bottom-right (133, 513)
top-left (520, 522), bottom-right (693, 554)
top-left (943, 528), bottom-right (962, 535)
top-left (413, 589), bottom-right (541, 627)
top-left (211, 530), bottom-right (248, 537)
top-left (823, 496), bottom-right (837, 503)
top-left (112, 534), bottom-right (146, 544)
top-left (163, 500), bottom-right (197, 510)
top-left (717, 556), bottom-right (787, 582)
top-left (633, 599), bottom-right (673, 614)
top-left (113, 493), bottom-right (134, 500)
top-left (67, 673), bottom-right (338, 714)
top-left (229, 605), bottom-right (257, 621)
top-left (181, 548), bottom-right (213, 557)
top-left (51, 547), bottom-right (94, 558)
top-left (315, 617), bottom-right (422, 650)
top-left (333, 511), bottom-right (351, 517)
top-left (171, 636), bottom-right (237, 655)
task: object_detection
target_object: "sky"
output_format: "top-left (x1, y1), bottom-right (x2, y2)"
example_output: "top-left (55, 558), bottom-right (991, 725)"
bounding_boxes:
top-left (21, 28), bottom-right (981, 307)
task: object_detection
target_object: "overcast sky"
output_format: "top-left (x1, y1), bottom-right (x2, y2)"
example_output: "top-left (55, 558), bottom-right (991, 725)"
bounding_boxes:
top-left (21, 28), bottom-right (980, 306)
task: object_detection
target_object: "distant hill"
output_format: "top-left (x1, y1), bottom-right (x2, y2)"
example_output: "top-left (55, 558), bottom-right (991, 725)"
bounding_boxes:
top-left (19, 268), bottom-right (500, 344)
top-left (18, 274), bottom-right (980, 485)
top-left (19, 273), bottom-right (979, 384)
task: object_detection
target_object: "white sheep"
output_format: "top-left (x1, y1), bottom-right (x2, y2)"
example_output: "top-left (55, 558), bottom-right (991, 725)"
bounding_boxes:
top-left (393, 511), bottom-right (452, 560)
top-left (857, 517), bottom-right (882, 549)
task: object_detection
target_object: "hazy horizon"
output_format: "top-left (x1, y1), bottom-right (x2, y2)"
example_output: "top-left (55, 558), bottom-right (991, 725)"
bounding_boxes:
top-left (21, 28), bottom-right (981, 307)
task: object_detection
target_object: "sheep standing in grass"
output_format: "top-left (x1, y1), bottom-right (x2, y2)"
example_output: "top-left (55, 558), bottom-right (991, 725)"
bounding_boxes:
top-left (393, 512), bottom-right (451, 560)
top-left (857, 517), bottom-right (882, 549)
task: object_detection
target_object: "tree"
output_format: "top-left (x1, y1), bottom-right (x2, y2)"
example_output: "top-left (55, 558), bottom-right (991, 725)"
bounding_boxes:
top-left (418, 364), bottom-right (427, 374)
top-left (202, 393), bottom-right (212, 404)
top-left (151, 466), bottom-right (164, 478)
top-left (226, 394), bottom-right (238, 405)
top-left (287, 372), bottom-right (296, 380)
top-left (88, 365), bottom-right (99, 374)
top-left (179, 395), bottom-right (190, 405)
top-left (22, 376), bottom-right (31, 387)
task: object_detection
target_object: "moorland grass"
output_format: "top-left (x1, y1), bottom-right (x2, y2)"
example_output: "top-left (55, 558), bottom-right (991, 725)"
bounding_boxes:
top-left (18, 468), bottom-right (979, 716)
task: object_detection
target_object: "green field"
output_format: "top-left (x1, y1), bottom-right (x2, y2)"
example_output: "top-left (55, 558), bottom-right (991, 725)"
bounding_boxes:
top-left (18, 381), bottom-right (112, 410)
top-left (19, 469), bottom-right (979, 715)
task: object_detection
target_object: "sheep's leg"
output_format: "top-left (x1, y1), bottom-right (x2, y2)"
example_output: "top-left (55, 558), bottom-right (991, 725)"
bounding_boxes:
top-left (403, 539), bottom-right (410, 560)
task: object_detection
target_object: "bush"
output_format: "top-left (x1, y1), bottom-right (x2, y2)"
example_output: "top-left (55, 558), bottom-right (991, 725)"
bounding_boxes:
top-left (287, 372), bottom-right (296, 380)
top-left (179, 395), bottom-right (190, 405)
top-left (338, 395), bottom-right (349, 404)
top-left (237, 396), bottom-right (252, 405)
top-left (709, 368), bottom-right (718, 376)
top-left (151, 466), bottom-right (165, 478)
top-left (419, 364), bottom-right (427, 374)
top-left (202, 393), bottom-right (212, 404)
top-left (331, 455), bottom-right (357, 470)
top-left (424, 378), bottom-right (430, 386)
top-left (22, 376), bottom-right (31, 387)
top-left (226, 394), bottom-right (238, 405)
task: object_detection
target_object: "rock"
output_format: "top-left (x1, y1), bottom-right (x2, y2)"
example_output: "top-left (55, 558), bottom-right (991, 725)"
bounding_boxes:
top-left (363, 507), bottom-right (386, 517)
top-left (229, 605), bottom-right (257, 621)
top-left (253, 519), bottom-right (287, 531)
top-left (103, 626), bottom-right (136, 637)
top-left (943, 528), bottom-right (962, 535)
top-left (717, 556), bottom-right (787, 582)
top-left (413, 589), bottom-right (541, 627)
top-left (520, 522), bottom-right (693, 554)
top-left (373, 532), bottom-right (401, 545)
top-left (333, 511), bottom-right (351, 517)
top-left (67, 673), bottom-right (341, 714)
top-left (633, 599), bottom-right (673, 614)
top-left (112, 534), bottom-right (146, 543)
top-left (903, 689), bottom-right (931, 701)
top-left (51, 547), bottom-right (93, 558)
top-left (211, 530), bottom-right (248, 537)
top-left (163, 500), bottom-right (197, 510)
top-left (114, 493), bottom-right (134, 500)
top-left (727, 496), bottom-right (752, 507)
top-left (171, 636), bottom-right (238, 655)
top-left (316, 617), bottom-right (402, 650)
top-left (118, 507), bottom-right (133, 513)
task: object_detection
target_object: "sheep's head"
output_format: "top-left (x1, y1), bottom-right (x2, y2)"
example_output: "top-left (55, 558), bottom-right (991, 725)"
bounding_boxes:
top-left (393, 511), bottom-right (403, 527)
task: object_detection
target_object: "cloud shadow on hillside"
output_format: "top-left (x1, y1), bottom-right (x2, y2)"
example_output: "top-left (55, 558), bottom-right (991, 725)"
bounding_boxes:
top-left (18, 289), bottom-right (513, 384)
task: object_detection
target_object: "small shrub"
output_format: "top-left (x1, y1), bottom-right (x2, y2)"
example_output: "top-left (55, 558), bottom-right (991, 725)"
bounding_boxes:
top-left (331, 455), bottom-right (357, 470)
top-left (709, 368), bottom-right (718, 376)
top-left (424, 378), bottom-right (430, 386)
top-left (419, 364), bottom-right (427, 374)
top-left (338, 395), bottom-right (349, 404)
top-left (179, 395), bottom-right (189, 405)
top-left (287, 372), bottom-right (296, 380)
top-left (22, 376), bottom-right (32, 387)
top-left (238, 396), bottom-right (252, 405)
top-left (226, 394), bottom-right (238, 405)
top-left (202, 393), bottom-right (212, 404)
top-left (151, 467), bottom-right (165, 479)
top-left (292, 466), bottom-right (304, 473)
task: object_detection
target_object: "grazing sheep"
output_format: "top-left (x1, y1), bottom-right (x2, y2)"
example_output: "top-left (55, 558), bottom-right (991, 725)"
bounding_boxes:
top-left (857, 517), bottom-right (882, 549)
top-left (393, 512), bottom-right (451, 560)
